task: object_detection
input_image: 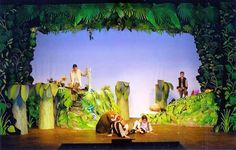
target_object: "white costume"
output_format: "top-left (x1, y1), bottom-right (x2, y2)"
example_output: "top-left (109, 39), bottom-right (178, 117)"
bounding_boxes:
top-left (70, 69), bottom-right (86, 87)
top-left (132, 120), bottom-right (153, 133)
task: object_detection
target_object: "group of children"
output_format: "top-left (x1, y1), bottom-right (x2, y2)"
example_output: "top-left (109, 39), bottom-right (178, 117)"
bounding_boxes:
top-left (108, 114), bottom-right (153, 138)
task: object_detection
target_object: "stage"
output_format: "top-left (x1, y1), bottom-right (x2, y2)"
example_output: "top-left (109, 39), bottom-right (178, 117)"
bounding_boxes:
top-left (1, 124), bottom-right (236, 150)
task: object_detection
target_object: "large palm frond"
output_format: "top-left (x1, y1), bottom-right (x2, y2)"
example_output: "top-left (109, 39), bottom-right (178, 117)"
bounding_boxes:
top-left (146, 10), bottom-right (158, 29)
top-left (152, 3), bottom-right (180, 29)
top-left (132, 4), bottom-right (150, 20)
top-left (98, 3), bottom-right (114, 19)
top-left (122, 3), bottom-right (135, 17)
top-left (75, 4), bottom-right (101, 24)
top-left (111, 3), bottom-right (125, 18)
top-left (177, 3), bottom-right (194, 23)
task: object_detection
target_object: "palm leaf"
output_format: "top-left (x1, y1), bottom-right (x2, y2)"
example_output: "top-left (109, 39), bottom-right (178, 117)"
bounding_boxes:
top-left (133, 4), bottom-right (149, 20)
top-left (152, 3), bottom-right (180, 29)
top-left (146, 10), bottom-right (158, 28)
top-left (122, 3), bottom-right (134, 17)
top-left (78, 4), bottom-right (101, 23)
top-left (98, 3), bottom-right (114, 19)
top-left (177, 3), bottom-right (194, 22)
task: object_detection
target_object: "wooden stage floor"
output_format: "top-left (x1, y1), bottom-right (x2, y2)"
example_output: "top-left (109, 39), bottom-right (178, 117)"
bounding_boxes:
top-left (1, 125), bottom-right (236, 150)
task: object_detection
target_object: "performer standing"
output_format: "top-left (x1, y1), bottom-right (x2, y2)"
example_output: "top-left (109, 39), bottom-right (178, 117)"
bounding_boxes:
top-left (177, 71), bottom-right (188, 98)
top-left (70, 64), bottom-right (87, 88)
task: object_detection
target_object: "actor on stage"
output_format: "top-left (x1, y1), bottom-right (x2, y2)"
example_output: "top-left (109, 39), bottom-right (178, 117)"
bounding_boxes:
top-left (129, 115), bottom-right (153, 134)
top-left (177, 71), bottom-right (188, 98)
top-left (70, 64), bottom-right (87, 87)
top-left (108, 115), bottom-right (130, 138)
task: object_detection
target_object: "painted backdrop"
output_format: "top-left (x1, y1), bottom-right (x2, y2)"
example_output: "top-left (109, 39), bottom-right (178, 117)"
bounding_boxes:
top-left (32, 29), bottom-right (201, 117)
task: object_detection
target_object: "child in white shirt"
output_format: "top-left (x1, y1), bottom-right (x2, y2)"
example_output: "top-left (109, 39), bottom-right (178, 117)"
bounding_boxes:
top-left (130, 115), bottom-right (153, 134)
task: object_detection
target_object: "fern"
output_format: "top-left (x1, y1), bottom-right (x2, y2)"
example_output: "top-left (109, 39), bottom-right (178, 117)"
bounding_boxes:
top-left (220, 109), bottom-right (232, 133)
top-left (152, 3), bottom-right (180, 29)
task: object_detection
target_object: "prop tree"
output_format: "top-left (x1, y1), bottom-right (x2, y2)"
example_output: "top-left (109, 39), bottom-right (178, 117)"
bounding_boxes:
top-left (0, 2), bottom-right (235, 133)
top-left (8, 84), bottom-right (29, 135)
top-left (115, 81), bottom-right (130, 120)
top-left (150, 80), bottom-right (173, 112)
top-left (35, 82), bottom-right (58, 129)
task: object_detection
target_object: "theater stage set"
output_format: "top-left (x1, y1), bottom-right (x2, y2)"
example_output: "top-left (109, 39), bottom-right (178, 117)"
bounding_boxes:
top-left (0, 0), bottom-right (236, 150)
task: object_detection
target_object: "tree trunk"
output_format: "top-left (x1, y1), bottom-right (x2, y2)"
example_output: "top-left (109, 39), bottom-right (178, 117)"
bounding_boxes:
top-left (39, 98), bottom-right (55, 129)
top-left (12, 101), bottom-right (28, 135)
top-left (117, 96), bottom-right (129, 120)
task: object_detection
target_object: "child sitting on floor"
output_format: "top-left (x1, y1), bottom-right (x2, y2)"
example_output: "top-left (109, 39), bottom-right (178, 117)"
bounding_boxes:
top-left (108, 115), bottom-right (130, 138)
top-left (130, 115), bottom-right (153, 134)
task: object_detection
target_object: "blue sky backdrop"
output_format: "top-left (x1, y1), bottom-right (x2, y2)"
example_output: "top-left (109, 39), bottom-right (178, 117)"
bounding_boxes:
top-left (32, 29), bottom-right (201, 117)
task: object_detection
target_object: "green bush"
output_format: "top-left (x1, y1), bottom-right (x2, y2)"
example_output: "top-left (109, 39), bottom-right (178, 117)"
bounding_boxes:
top-left (57, 86), bottom-right (119, 129)
top-left (147, 92), bottom-right (219, 126)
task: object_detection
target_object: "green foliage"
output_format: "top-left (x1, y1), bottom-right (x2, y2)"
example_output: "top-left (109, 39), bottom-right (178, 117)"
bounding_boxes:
top-left (177, 3), bottom-right (194, 23)
top-left (57, 88), bottom-right (72, 110)
top-left (21, 85), bottom-right (29, 102)
top-left (220, 109), bottom-right (232, 133)
top-left (57, 86), bottom-right (119, 129)
top-left (35, 82), bottom-right (58, 99)
top-left (230, 108), bottom-right (236, 131)
top-left (0, 101), bottom-right (9, 135)
top-left (151, 3), bottom-right (181, 29)
top-left (7, 84), bottom-right (30, 105)
top-left (115, 81), bottom-right (130, 100)
top-left (8, 84), bottom-right (20, 100)
top-left (147, 92), bottom-right (218, 126)
top-left (0, 2), bottom-right (235, 132)
top-left (27, 86), bottom-right (40, 128)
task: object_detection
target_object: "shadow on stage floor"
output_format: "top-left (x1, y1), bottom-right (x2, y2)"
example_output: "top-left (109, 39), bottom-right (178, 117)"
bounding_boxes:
top-left (60, 139), bottom-right (185, 150)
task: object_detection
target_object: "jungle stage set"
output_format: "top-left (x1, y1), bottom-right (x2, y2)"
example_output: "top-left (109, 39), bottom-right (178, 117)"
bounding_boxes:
top-left (0, 0), bottom-right (236, 149)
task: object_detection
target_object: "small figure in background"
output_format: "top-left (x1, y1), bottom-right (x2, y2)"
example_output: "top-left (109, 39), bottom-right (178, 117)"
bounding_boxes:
top-left (177, 71), bottom-right (188, 98)
top-left (129, 115), bottom-right (153, 134)
top-left (108, 115), bottom-right (130, 138)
